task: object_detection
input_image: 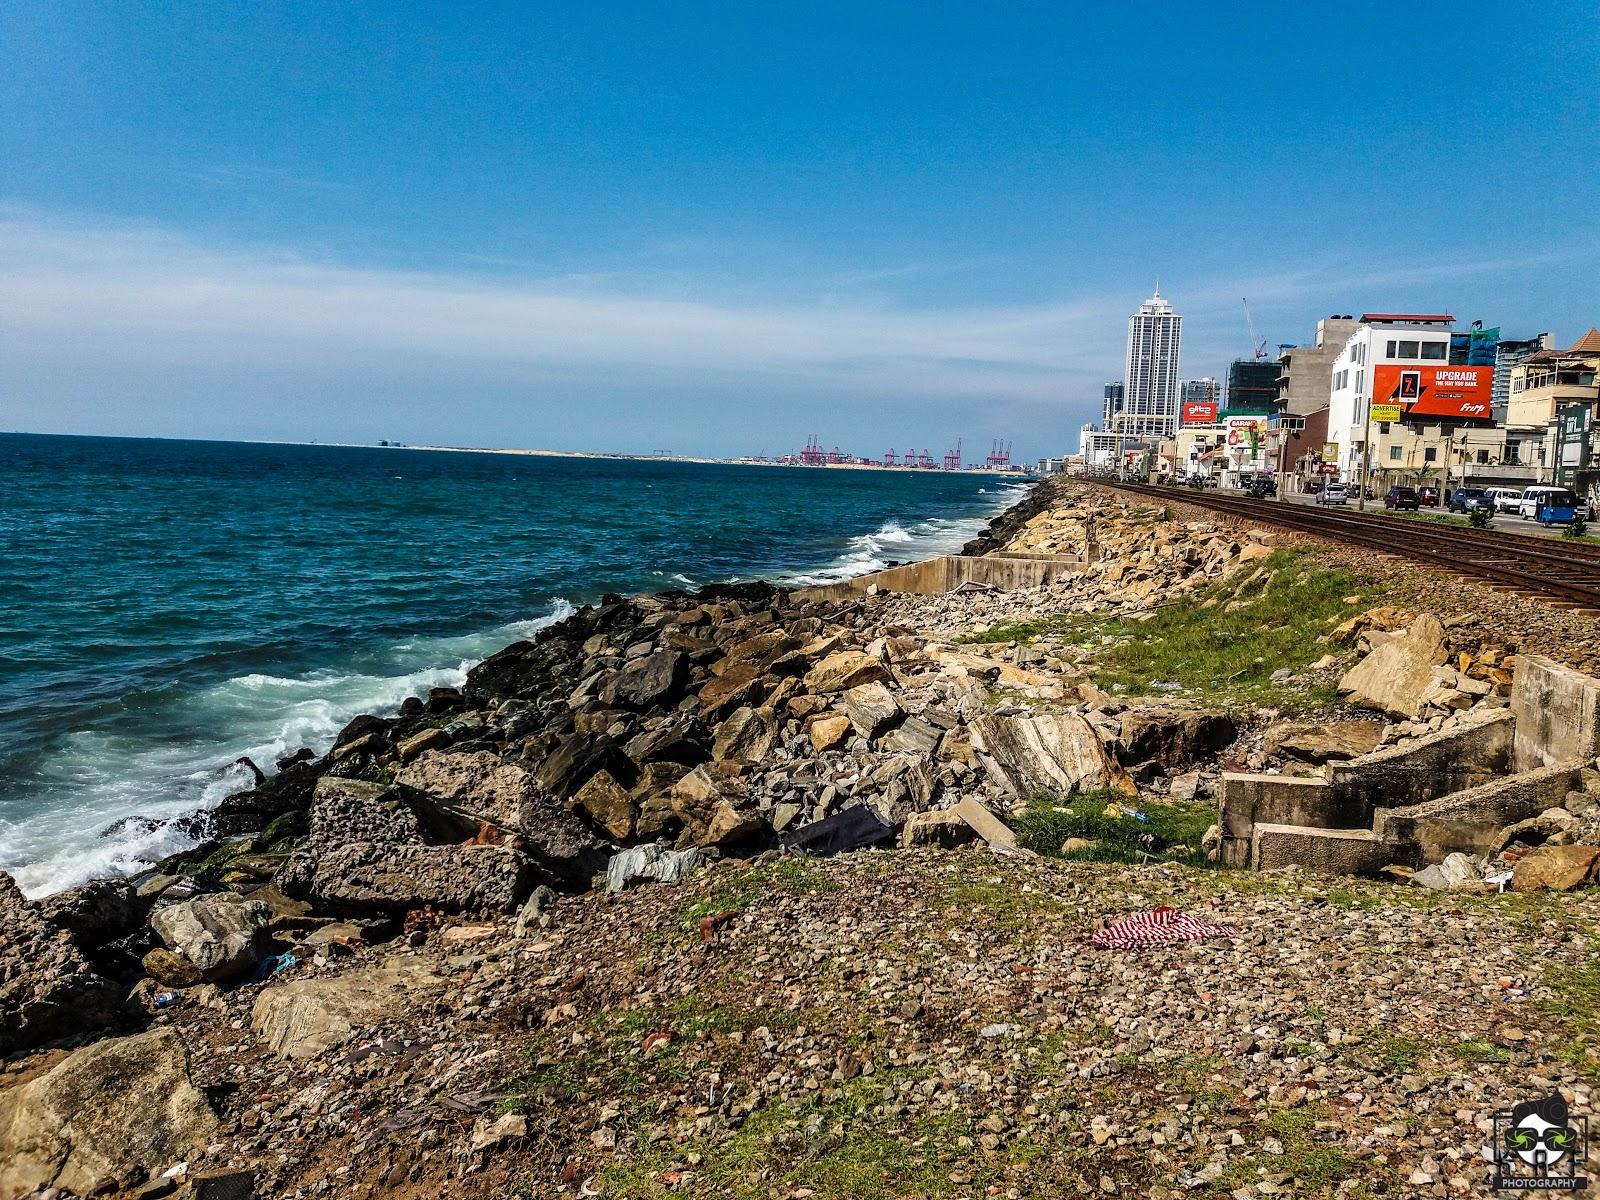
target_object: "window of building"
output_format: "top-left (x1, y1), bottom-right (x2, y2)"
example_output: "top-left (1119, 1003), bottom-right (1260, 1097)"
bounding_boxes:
top-left (1420, 341), bottom-right (1447, 360)
top-left (1476, 449), bottom-right (1489, 464)
top-left (1356, 369), bottom-right (1364, 392)
top-left (1388, 446), bottom-right (1402, 461)
top-left (1423, 447), bottom-right (1438, 462)
top-left (1386, 340), bottom-right (1397, 356)
top-left (1397, 340), bottom-right (1420, 358)
top-left (1506, 440), bottom-right (1521, 463)
top-left (1378, 422), bottom-right (1391, 434)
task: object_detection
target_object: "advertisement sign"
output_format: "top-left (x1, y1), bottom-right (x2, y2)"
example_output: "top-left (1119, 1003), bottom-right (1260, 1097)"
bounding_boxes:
top-left (1371, 403), bottom-right (1403, 423)
top-left (1372, 364), bottom-right (1493, 421)
top-left (1320, 442), bottom-right (1339, 463)
top-left (1225, 416), bottom-right (1264, 449)
top-left (1181, 400), bottom-right (1218, 425)
top-left (1319, 462), bottom-right (1339, 475)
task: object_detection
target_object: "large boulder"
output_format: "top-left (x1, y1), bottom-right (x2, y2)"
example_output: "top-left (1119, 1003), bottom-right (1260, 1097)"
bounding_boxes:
top-left (396, 750), bottom-right (602, 868)
top-left (282, 841), bottom-right (536, 913)
top-left (712, 706), bottom-right (777, 762)
top-left (1338, 614), bottom-right (1446, 719)
top-left (803, 651), bottom-right (889, 694)
top-left (843, 682), bottom-right (903, 740)
top-left (1263, 719), bottom-right (1386, 763)
top-left (250, 957), bottom-right (444, 1061)
top-left (602, 650), bottom-right (688, 710)
top-left (0, 1028), bottom-right (217, 1199)
top-left (149, 891), bottom-right (272, 983)
top-left (1117, 708), bottom-right (1236, 770)
top-left (32, 878), bottom-right (143, 949)
top-left (307, 776), bottom-right (424, 845)
top-left (0, 875), bottom-right (117, 1056)
top-left (697, 662), bottom-right (765, 717)
top-left (670, 763), bottom-right (764, 847)
top-left (969, 712), bottom-right (1134, 798)
top-left (1512, 844), bottom-right (1600, 892)
top-left (574, 770), bottom-right (637, 840)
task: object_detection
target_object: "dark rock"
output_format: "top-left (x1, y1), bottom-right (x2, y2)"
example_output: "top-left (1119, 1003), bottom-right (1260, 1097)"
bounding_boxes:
top-left (334, 713), bottom-right (390, 748)
top-left (205, 759), bottom-right (322, 838)
top-left (1116, 708), bottom-right (1237, 771)
top-left (0, 874), bottom-right (118, 1055)
top-left (275, 747), bottom-right (316, 771)
top-left (602, 650), bottom-right (688, 710)
top-left (33, 878), bottom-right (144, 949)
top-left (282, 842), bottom-right (534, 914)
top-left (427, 686), bottom-right (465, 714)
top-left (535, 733), bottom-right (633, 798)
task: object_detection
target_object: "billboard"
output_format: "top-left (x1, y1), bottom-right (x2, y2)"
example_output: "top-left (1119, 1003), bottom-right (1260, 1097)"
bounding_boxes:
top-left (1372, 364), bottom-right (1493, 421)
top-left (1320, 442), bottom-right (1339, 463)
top-left (1181, 400), bottom-right (1218, 425)
top-left (1225, 416), bottom-right (1265, 451)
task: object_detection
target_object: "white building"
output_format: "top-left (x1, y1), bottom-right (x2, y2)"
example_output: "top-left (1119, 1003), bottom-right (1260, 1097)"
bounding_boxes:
top-left (1121, 290), bottom-right (1183, 438)
top-left (1326, 313), bottom-right (1496, 487)
top-left (1078, 424), bottom-right (1120, 467)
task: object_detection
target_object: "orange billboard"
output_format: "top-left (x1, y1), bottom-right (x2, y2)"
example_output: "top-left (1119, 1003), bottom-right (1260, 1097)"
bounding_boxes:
top-left (1372, 364), bottom-right (1493, 421)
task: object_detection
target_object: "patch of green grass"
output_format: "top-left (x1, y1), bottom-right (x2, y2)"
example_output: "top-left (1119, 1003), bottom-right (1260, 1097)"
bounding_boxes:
top-left (1086, 548), bottom-right (1380, 709)
top-left (1370, 1032), bottom-right (1423, 1073)
top-left (938, 862), bottom-right (1073, 935)
top-left (1451, 1039), bottom-right (1510, 1065)
top-left (1010, 789), bottom-right (1216, 868)
top-left (1219, 1102), bottom-right (1358, 1193)
top-left (1541, 936), bottom-right (1600, 1068)
top-left (595, 1070), bottom-right (995, 1200)
top-left (680, 856), bottom-right (843, 929)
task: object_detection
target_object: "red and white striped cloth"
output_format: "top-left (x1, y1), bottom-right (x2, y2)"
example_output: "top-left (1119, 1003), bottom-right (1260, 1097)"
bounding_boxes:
top-left (1090, 906), bottom-right (1238, 950)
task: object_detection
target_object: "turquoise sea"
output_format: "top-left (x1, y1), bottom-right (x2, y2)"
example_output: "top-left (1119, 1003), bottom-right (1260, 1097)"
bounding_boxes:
top-left (0, 433), bottom-right (1025, 895)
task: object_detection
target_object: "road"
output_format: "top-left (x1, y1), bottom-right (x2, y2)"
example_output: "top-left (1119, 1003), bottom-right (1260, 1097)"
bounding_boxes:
top-left (1278, 489), bottom-right (1580, 538)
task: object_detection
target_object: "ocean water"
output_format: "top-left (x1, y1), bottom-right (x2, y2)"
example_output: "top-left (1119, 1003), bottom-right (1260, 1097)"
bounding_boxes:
top-left (0, 433), bottom-right (1026, 896)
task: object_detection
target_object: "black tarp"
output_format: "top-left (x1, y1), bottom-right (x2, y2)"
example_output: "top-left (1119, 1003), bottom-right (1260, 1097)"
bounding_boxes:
top-left (779, 805), bottom-right (896, 857)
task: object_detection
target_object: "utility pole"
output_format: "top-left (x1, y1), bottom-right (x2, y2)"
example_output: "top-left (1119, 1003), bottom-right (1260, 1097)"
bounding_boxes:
top-left (1358, 395), bottom-right (1371, 512)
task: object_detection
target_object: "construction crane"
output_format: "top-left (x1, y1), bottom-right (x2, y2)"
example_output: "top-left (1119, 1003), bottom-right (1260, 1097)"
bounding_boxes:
top-left (1242, 298), bottom-right (1269, 361)
top-left (883, 447), bottom-right (897, 467)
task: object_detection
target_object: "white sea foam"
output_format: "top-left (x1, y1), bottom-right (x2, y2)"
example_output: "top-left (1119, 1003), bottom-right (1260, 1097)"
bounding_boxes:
top-left (2, 599), bottom-right (574, 898)
top-left (781, 485), bottom-right (1030, 587)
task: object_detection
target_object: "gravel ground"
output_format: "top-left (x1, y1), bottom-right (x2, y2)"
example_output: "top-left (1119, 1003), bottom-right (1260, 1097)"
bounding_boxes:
top-left (153, 849), bottom-right (1600, 1199)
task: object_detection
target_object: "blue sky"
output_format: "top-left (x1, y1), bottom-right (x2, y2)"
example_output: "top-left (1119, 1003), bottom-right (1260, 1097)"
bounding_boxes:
top-left (2, 2), bottom-right (1597, 460)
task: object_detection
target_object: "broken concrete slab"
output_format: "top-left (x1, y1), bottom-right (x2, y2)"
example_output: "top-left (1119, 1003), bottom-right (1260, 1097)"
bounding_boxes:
top-left (952, 797), bottom-right (1018, 851)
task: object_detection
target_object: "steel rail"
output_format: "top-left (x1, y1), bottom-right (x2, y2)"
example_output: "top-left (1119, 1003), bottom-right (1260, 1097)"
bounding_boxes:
top-left (1102, 482), bottom-right (1600, 610)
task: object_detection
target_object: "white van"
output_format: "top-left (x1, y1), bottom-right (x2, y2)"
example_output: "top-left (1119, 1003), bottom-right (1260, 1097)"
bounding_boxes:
top-left (1484, 486), bottom-right (1522, 513)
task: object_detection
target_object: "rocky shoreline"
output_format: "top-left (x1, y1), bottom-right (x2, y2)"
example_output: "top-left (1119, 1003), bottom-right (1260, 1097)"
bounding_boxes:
top-left (6, 479), bottom-right (1600, 1200)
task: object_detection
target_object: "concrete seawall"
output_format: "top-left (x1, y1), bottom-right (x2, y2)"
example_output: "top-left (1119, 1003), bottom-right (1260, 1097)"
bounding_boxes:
top-left (793, 552), bottom-right (1081, 603)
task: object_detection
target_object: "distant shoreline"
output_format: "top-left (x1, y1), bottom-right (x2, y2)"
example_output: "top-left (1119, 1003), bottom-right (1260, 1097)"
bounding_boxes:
top-left (349, 440), bottom-right (1034, 477)
top-left (1, 430), bottom-right (1034, 477)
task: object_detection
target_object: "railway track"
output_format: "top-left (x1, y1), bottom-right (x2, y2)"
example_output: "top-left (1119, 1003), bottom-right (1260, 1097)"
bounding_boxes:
top-left (1104, 481), bottom-right (1600, 612)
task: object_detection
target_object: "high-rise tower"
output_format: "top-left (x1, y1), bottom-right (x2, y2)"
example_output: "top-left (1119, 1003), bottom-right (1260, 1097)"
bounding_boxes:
top-left (1121, 290), bottom-right (1183, 437)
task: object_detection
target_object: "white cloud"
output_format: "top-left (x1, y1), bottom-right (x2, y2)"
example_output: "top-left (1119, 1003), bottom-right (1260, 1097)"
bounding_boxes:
top-left (0, 209), bottom-right (1116, 403)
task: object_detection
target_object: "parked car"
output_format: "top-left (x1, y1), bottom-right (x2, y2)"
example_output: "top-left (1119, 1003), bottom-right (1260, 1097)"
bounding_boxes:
top-left (1384, 486), bottom-right (1420, 511)
top-left (1447, 486), bottom-right (1493, 514)
top-left (1485, 486), bottom-right (1523, 513)
top-left (1519, 486), bottom-right (1580, 524)
top-left (1244, 477), bottom-right (1276, 498)
top-left (1314, 483), bottom-right (1348, 505)
top-left (1417, 485), bottom-right (1441, 507)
